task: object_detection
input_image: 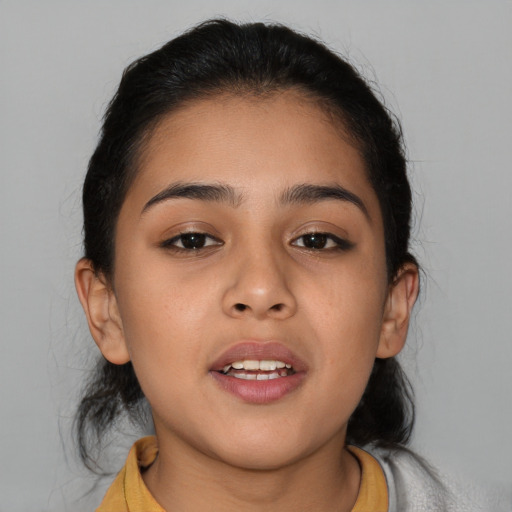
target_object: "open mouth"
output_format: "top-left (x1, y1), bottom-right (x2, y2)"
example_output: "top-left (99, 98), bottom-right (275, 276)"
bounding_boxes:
top-left (210, 341), bottom-right (306, 403)
top-left (220, 359), bottom-right (295, 380)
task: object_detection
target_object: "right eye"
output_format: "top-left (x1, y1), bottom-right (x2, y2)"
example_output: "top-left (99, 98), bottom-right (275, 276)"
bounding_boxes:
top-left (161, 232), bottom-right (223, 251)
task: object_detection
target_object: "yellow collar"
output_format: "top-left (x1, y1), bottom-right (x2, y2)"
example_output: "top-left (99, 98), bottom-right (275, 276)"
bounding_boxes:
top-left (97, 437), bottom-right (388, 511)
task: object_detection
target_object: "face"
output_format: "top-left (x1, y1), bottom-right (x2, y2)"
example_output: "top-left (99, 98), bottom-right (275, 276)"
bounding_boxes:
top-left (100, 92), bottom-right (404, 470)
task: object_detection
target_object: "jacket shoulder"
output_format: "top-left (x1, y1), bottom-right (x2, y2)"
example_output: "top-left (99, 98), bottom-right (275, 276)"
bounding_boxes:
top-left (368, 445), bottom-right (510, 512)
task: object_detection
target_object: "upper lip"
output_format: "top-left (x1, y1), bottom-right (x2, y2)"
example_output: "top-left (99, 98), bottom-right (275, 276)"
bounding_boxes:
top-left (210, 341), bottom-right (308, 373)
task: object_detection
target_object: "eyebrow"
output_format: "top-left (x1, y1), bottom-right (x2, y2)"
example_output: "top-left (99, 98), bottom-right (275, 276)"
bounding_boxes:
top-left (141, 181), bottom-right (369, 219)
top-left (280, 183), bottom-right (369, 219)
top-left (141, 182), bottom-right (243, 214)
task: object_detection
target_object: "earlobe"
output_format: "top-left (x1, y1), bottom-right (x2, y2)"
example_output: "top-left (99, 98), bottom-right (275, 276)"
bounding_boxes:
top-left (377, 263), bottom-right (419, 359)
top-left (74, 258), bottom-right (131, 365)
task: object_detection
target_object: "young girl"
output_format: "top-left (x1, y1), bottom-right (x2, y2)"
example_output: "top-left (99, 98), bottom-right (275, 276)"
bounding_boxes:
top-left (74, 19), bottom-right (479, 512)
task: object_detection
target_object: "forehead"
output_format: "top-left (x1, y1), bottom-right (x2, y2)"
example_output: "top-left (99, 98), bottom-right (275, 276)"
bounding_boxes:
top-left (126, 91), bottom-right (380, 220)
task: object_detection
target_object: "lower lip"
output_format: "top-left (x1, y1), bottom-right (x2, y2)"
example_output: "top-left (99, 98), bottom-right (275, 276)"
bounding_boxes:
top-left (210, 371), bottom-right (306, 404)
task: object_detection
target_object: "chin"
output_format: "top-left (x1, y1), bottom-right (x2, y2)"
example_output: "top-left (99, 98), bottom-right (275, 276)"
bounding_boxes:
top-left (215, 445), bottom-right (305, 471)
top-left (204, 427), bottom-right (316, 471)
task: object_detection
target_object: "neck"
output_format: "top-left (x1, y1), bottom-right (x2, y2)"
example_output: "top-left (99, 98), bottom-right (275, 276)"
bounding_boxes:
top-left (143, 431), bottom-right (361, 512)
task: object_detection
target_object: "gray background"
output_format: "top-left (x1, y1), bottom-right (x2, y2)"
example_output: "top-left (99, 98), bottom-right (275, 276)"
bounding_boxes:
top-left (1, 1), bottom-right (511, 510)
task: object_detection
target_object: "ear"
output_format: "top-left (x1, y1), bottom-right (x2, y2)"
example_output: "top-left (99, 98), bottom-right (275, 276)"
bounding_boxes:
top-left (377, 263), bottom-right (419, 359)
top-left (74, 258), bottom-right (131, 365)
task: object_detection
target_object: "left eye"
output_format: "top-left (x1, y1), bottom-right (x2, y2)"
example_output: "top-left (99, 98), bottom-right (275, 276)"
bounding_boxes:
top-left (162, 232), bottom-right (222, 250)
top-left (291, 233), bottom-right (351, 250)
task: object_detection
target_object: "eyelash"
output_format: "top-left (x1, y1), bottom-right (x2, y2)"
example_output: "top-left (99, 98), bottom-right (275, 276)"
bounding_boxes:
top-left (160, 231), bottom-right (353, 253)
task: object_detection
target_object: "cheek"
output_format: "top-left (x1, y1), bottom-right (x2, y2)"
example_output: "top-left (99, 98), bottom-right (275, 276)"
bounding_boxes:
top-left (304, 255), bottom-right (386, 344)
top-left (299, 256), bottom-right (387, 396)
top-left (113, 256), bottom-right (217, 378)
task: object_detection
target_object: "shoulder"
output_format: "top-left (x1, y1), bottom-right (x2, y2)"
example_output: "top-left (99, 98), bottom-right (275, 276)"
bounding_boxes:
top-left (367, 445), bottom-right (511, 512)
top-left (96, 436), bottom-right (163, 512)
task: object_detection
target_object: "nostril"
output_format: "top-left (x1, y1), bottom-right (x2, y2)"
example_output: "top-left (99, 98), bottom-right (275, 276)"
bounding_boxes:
top-left (231, 302), bottom-right (289, 315)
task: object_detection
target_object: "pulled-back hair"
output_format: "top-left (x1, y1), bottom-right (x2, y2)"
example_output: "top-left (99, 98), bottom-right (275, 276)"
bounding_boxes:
top-left (77, 19), bottom-right (417, 470)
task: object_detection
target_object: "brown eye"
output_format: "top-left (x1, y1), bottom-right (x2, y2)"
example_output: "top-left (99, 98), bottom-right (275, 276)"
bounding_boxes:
top-left (162, 232), bottom-right (222, 250)
top-left (178, 233), bottom-right (207, 249)
top-left (292, 233), bottom-right (353, 251)
top-left (301, 233), bottom-right (329, 249)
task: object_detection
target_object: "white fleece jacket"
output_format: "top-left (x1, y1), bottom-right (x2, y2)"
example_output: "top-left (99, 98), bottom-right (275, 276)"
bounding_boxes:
top-left (371, 446), bottom-right (511, 512)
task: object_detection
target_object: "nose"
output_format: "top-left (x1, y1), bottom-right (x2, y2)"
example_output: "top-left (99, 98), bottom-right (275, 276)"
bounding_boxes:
top-left (222, 247), bottom-right (297, 321)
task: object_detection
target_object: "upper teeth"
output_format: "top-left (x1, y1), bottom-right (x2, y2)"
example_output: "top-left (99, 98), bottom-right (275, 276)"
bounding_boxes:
top-left (223, 360), bottom-right (292, 372)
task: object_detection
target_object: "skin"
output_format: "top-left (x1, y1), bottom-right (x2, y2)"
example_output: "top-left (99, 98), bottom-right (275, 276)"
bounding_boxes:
top-left (76, 91), bottom-right (419, 511)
